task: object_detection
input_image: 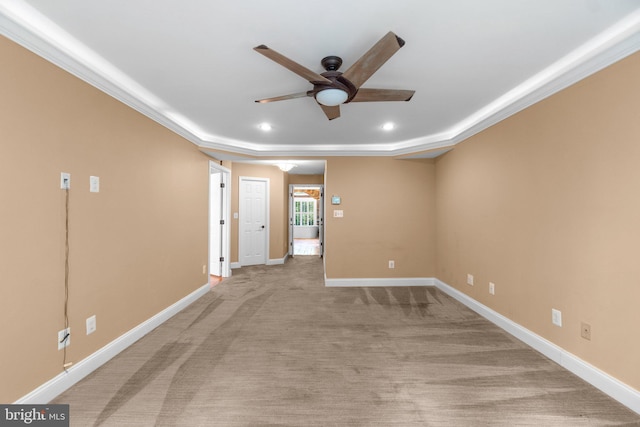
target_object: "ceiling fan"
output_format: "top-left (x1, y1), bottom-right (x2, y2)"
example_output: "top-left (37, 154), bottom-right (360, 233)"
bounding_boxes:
top-left (254, 31), bottom-right (415, 120)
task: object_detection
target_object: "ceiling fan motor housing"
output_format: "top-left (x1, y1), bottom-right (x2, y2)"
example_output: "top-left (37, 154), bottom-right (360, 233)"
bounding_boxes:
top-left (314, 56), bottom-right (358, 104)
top-left (321, 56), bottom-right (342, 71)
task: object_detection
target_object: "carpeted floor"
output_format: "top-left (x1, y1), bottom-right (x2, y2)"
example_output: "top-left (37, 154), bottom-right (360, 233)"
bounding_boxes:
top-left (53, 257), bottom-right (640, 426)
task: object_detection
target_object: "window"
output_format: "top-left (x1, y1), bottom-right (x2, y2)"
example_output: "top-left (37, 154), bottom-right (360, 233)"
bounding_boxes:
top-left (294, 198), bottom-right (317, 226)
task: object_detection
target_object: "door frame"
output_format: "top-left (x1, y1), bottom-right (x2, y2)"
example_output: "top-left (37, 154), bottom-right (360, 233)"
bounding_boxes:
top-left (208, 161), bottom-right (231, 277)
top-left (289, 184), bottom-right (324, 257)
top-left (239, 176), bottom-right (270, 266)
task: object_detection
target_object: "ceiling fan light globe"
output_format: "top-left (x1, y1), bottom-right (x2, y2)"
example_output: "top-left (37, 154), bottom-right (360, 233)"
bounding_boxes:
top-left (315, 88), bottom-right (348, 106)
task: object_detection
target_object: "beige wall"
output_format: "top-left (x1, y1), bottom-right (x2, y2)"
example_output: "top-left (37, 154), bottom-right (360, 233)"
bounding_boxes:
top-left (4, 27), bottom-right (639, 404)
top-left (324, 157), bottom-right (436, 278)
top-left (435, 52), bottom-right (640, 390)
top-left (289, 174), bottom-right (324, 185)
top-left (230, 163), bottom-right (288, 263)
top-left (0, 36), bottom-right (209, 402)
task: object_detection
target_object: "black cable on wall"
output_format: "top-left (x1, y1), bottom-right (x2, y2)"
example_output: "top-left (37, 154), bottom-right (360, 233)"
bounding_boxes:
top-left (62, 186), bottom-right (70, 371)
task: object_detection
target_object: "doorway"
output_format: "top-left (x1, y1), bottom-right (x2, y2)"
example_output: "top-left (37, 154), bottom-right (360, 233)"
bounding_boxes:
top-left (209, 162), bottom-right (231, 283)
top-left (239, 176), bottom-right (269, 266)
top-left (289, 185), bottom-right (324, 257)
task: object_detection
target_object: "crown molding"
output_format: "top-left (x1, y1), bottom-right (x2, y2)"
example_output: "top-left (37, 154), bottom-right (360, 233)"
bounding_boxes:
top-left (2, 2), bottom-right (639, 158)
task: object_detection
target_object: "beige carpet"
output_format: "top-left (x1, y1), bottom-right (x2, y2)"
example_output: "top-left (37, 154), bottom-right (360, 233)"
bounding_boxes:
top-left (53, 257), bottom-right (640, 426)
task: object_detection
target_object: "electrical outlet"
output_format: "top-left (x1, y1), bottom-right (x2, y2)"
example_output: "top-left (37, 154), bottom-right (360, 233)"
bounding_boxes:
top-left (552, 309), bottom-right (562, 327)
top-left (60, 172), bottom-right (71, 189)
top-left (388, 260), bottom-right (395, 269)
top-left (86, 315), bottom-right (96, 335)
top-left (581, 322), bottom-right (591, 340)
top-left (58, 327), bottom-right (71, 350)
top-left (467, 274), bottom-right (474, 286)
top-left (202, 264), bottom-right (207, 275)
top-left (489, 282), bottom-right (495, 295)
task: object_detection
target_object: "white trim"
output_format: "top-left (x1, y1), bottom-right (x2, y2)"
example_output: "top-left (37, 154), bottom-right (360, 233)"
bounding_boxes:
top-left (15, 268), bottom-right (640, 414)
top-left (232, 258), bottom-right (287, 268)
top-left (289, 184), bottom-right (325, 257)
top-left (267, 254), bottom-right (288, 266)
top-left (321, 274), bottom-right (640, 414)
top-left (433, 279), bottom-right (640, 415)
top-left (15, 283), bottom-right (210, 404)
top-left (1, 3), bottom-right (638, 157)
top-left (208, 161), bottom-right (232, 278)
top-left (325, 277), bottom-right (435, 287)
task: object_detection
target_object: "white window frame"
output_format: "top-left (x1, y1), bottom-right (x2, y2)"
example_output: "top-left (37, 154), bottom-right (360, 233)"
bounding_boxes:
top-left (294, 198), bottom-right (317, 226)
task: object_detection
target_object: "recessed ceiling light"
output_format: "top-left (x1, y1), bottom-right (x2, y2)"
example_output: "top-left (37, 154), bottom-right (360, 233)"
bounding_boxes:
top-left (382, 122), bottom-right (395, 131)
top-left (258, 122), bottom-right (272, 131)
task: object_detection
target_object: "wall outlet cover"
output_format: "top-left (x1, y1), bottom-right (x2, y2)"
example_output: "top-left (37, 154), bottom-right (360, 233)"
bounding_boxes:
top-left (60, 172), bottom-right (71, 189)
top-left (58, 327), bottom-right (71, 350)
top-left (552, 309), bottom-right (562, 327)
top-left (86, 316), bottom-right (97, 335)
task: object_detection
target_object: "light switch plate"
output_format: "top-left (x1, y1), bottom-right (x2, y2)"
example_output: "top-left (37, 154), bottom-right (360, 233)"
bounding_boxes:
top-left (89, 176), bottom-right (100, 193)
top-left (86, 315), bottom-right (96, 335)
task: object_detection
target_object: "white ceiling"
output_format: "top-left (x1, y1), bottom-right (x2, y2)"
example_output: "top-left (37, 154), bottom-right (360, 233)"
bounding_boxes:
top-left (1, 1), bottom-right (639, 173)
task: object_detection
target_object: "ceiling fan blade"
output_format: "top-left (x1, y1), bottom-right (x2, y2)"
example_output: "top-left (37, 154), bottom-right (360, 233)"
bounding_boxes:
top-left (342, 32), bottom-right (406, 89)
top-left (350, 88), bottom-right (415, 102)
top-left (319, 104), bottom-right (340, 120)
top-left (255, 91), bottom-right (312, 104)
top-left (254, 45), bottom-right (331, 84)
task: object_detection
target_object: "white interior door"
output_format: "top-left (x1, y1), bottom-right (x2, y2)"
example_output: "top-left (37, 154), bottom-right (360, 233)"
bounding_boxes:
top-left (210, 171), bottom-right (223, 276)
top-left (209, 162), bottom-right (231, 277)
top-left (239, 177), bottom-right (268, 266)
top-left (318, 187), bottom-right (324, 257)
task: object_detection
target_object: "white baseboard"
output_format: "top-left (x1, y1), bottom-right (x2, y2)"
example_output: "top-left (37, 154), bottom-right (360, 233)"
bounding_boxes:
top-left (18, 273), bottom-right (640, 415)
top-left (325, 277), bottom-right (435, 287)
top-left (433, 278), bottom-right (640, 415)
top-left (15, 282), bottom-right (211, 404)
top-left (231, 255), bottom-right (288, 269)
top-left (323, 274), bottom-right (639, 414)
top-left (267, 254), bottom-right (288, 265)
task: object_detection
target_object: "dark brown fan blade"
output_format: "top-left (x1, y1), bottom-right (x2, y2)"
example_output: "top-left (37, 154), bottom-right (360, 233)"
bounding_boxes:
top-left (342, 32), bottom-right (405, 89)
top-left (254, 45), bottom-right (331, 84)
top-left (350, 88), bottom-right (415, 102)
top-left (319, 104), bottom-right (340, 120)
top-left (255, 91), bottom-right (312, 103)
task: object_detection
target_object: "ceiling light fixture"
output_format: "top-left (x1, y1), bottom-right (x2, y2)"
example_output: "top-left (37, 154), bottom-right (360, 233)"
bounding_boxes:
top-left (382, 122), bottom-right (395, 131)
top-left (277, 163), bottom-right (297, 172)
top-left (315, 88), bottom-right (349, 107)
top-left (258, 122), bottom-right (272, 131)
